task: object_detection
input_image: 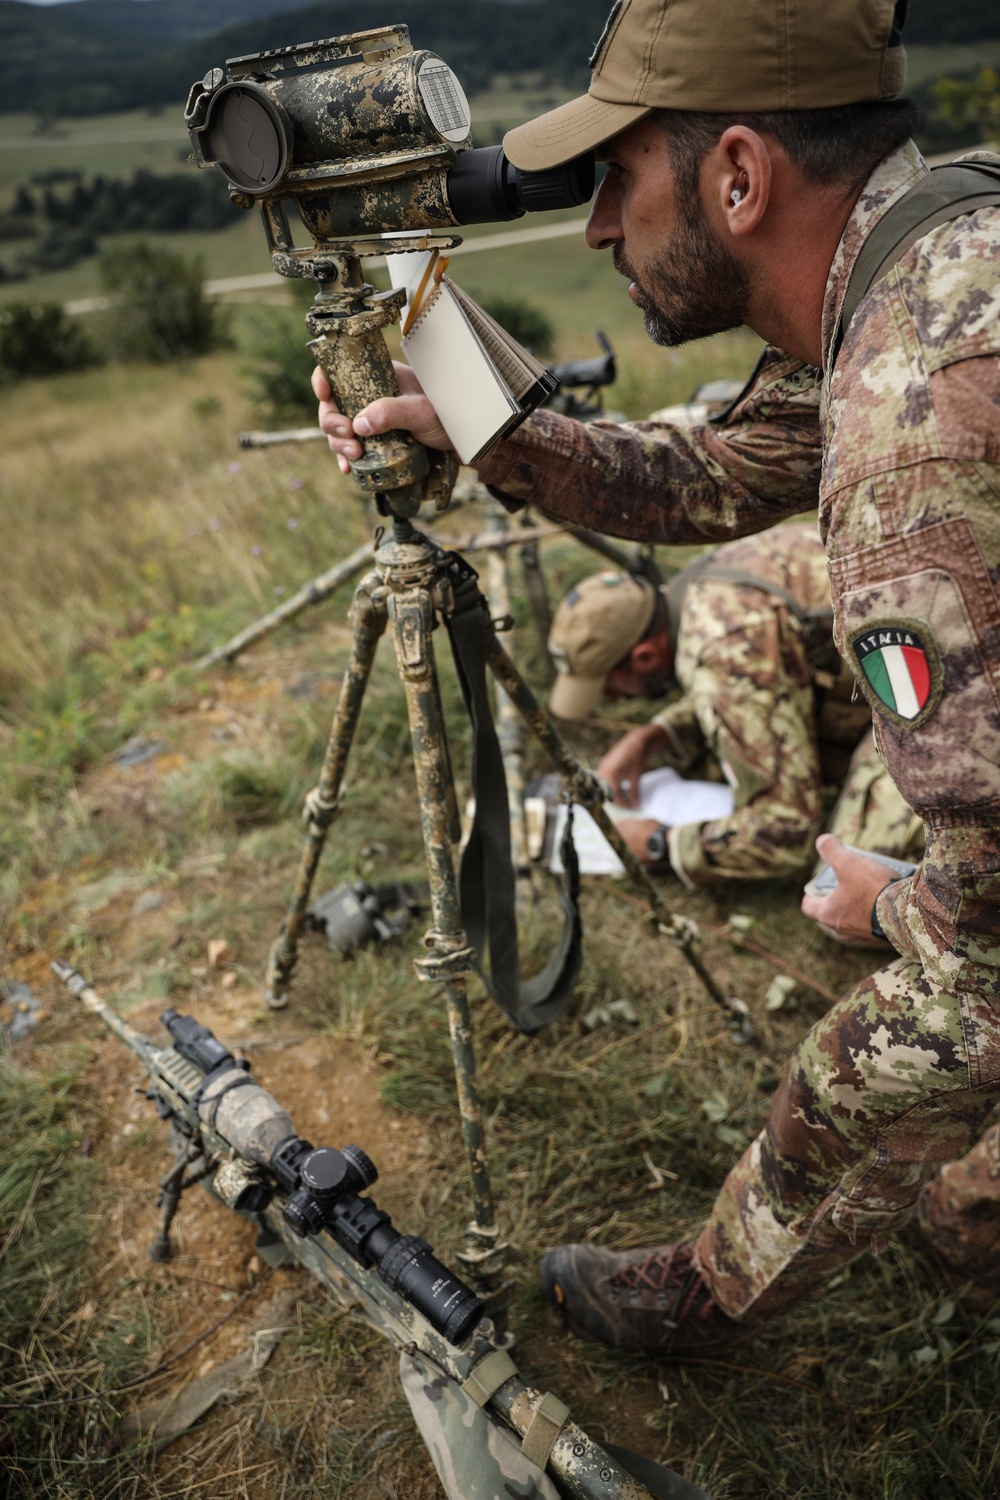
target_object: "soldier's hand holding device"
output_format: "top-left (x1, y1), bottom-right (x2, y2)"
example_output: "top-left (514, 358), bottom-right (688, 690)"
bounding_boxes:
top-left (802, 834), bottom-right (917, 948)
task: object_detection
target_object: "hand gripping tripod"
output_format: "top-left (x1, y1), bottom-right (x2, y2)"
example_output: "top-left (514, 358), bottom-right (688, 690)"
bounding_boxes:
top-left (261, 242), bottom-right (749, 1333)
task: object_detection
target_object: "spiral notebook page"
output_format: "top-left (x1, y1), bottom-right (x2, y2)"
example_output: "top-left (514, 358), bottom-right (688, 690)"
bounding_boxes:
top-left (399, 283), bottom-right (520, 463)
top-left (390, 249), bottom-right (554, 463)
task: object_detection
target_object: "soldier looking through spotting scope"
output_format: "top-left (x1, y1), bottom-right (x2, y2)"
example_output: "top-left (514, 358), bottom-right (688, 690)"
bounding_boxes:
top-left (315, 0), bottom-right (1000, 1361)
top-left (544, 521), bottom-right (923, 884)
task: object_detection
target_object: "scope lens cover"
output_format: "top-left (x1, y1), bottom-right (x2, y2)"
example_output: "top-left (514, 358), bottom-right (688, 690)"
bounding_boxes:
top-left (202, 83), bottom-right (290, 194)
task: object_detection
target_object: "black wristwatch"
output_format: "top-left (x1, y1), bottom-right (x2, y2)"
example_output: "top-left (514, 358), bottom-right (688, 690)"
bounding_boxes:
top-left (645, 825), bottom-right (669, 870)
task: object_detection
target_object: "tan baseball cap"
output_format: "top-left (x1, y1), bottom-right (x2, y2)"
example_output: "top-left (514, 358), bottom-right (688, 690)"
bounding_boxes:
top-left (503, 0), bottom-right (908, 171)
top-left (548, 571), bottom-right (658, 720)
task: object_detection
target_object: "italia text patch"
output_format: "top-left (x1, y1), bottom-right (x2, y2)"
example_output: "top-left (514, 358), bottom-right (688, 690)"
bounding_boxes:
top-left (850, 621), bottom-right (943, 728)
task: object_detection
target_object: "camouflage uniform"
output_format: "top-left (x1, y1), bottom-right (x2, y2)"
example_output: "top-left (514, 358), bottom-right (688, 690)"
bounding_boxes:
top-left (479, 143), bottom-right (1000, 1304)
top-left (649, 521), bottom-right (921, 886)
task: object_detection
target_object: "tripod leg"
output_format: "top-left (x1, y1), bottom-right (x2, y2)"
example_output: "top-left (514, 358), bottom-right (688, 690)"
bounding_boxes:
top-left (484, 633), bottom-right (753, 1042)
top-left (387, 579), bottom-right (510, 1334)
top-left (486, 502), bottom-right (530, 887)
top-left (518, 528), bottom-right (555, 677)
top-left (264, 571), bottom-right (387, 1009)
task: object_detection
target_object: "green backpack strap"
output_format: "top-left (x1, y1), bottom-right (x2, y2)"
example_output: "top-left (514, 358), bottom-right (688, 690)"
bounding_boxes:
top-left (831, 157), bottom-right (1000, 368)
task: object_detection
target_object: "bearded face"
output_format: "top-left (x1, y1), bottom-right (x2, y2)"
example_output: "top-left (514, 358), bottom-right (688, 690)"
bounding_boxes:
top-left (613, 178), bottom-right (750, 347)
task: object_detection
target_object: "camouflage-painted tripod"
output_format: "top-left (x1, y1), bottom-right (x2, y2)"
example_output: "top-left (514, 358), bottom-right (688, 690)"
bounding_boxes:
top-left (264, 511), bottom-right (751, 1319)
top-left (260, 242), bottom-right (748, 1329)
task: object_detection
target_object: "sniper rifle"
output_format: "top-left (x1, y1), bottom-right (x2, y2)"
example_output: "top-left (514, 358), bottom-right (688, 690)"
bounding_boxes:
top-left (54, 961), bottom-right (709, 1500)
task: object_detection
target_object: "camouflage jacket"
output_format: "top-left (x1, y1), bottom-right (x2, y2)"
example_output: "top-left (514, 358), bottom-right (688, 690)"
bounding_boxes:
top-left (478, 142), bottom-right (1000, 993)
top-left (651, 523), bottom-right (868, 886)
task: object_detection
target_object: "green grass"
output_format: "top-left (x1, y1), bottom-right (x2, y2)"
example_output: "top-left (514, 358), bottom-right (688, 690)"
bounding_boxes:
top-left (0, 105), bottom-right (192, 199)
top-left (0, 1052), bottom-right (153, 1497)
top-left (2, 300), bottom-right (999, 1496)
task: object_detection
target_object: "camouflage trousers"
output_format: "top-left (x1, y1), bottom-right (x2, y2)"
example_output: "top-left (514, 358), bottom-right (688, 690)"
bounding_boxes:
top-left (695, 955), bottom-right (1000, 1318)
top-left (825, 728), bottom-right (924, 862)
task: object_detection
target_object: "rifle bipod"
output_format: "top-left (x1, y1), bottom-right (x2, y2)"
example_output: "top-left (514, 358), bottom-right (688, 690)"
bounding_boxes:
top-left (147, 1127), bottom-right (215, 1262)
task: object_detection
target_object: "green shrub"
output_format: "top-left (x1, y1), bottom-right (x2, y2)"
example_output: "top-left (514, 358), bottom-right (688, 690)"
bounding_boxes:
top-left (96, 238), bottom-right (231, 363)
top-left (0, 300), bottom-right (101, 381)
top-left (478, 293), bottom-right (556, 359)
top-left (240, 302), bottom-right (315, 422)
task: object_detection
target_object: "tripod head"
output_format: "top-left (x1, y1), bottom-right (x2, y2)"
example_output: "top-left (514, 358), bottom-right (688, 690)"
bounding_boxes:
top-left (184, 26), bottom-right (594, 520)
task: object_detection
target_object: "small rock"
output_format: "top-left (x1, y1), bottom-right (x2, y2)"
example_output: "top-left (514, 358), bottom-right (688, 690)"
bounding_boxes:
top-left (131, 890), bottom-right (166, 918)
top-left (207, 938), bottom-right (233, 969)
top-left (1, 980), bottom-right (41, 1043)
top-left (220, 971), bottom-right (237, 990)
top-left (113, 735), bottom-right (167, 769)
top-left (764, 974), bottom-right (798, 1012)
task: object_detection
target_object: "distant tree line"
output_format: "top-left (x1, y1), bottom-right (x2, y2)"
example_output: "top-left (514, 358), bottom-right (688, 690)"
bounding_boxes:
top-left (4, 0), bottom-right (607, 115)
top-left (0, 0), bottom-right (994, 117)
top-left (0, 169), bottom-right (238, 282)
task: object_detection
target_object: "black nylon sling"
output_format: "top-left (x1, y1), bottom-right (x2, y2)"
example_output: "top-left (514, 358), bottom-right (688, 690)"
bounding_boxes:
top-left (445, 562), bottom-right (583, 1034)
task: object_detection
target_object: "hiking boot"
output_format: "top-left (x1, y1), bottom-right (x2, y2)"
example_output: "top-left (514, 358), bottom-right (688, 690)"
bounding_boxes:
top-left (540, 1240), bottom-right (748, 1356)
top-left (915, 1193), bottom-right (1000, 1313)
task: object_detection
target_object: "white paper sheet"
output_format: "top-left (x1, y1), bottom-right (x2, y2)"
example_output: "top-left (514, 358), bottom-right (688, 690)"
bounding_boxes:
top-left (548, 769), bottom-right (734, 876)
top-left (389, 250), bottom-right (516, 464)
top-left (635, 766), bottom-right (734, 826)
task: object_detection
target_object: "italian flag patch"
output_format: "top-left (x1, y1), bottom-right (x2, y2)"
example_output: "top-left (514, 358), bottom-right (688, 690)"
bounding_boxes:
top-left (852, 624), bottom-right (938, 723)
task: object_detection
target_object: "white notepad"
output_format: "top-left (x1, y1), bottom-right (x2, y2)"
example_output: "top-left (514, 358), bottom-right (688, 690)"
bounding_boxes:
top-left (389, 250), bottom-right (555, 464)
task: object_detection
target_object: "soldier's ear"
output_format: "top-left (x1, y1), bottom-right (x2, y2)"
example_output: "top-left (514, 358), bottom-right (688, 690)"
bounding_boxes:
top-left (631, 639), bottom-right (664, 673)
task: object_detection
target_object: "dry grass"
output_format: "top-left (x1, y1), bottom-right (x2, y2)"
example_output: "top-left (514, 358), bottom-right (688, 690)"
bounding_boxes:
top-left (2, 342), bottom-right (1000, 1500)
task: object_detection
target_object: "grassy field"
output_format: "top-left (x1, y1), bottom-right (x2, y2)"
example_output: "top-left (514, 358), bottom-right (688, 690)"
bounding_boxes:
top-left (2, 292), bottom-right (1000, 1500)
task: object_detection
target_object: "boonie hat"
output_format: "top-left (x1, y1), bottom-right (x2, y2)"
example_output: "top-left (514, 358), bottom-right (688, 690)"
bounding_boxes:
top-left (504, 0), bottom-right (908, 171)
top-left (548, 571), bottom-right (658, 720)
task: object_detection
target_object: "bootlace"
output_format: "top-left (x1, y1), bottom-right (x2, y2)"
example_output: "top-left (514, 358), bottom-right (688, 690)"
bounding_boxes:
top-left (610, 1243), bottom-right (697, 1295)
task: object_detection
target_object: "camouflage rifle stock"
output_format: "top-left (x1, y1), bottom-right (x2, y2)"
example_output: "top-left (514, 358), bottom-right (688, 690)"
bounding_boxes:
top-left (54, 961), bottom-right (697, 1500)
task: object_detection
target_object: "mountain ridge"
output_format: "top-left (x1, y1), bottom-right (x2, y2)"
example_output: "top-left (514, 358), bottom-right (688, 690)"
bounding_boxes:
top-left (0, 0), bottom-right (994, 117)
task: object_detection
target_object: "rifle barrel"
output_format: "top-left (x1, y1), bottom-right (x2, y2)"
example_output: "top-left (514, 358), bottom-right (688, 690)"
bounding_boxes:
top-left (52, 960), bottom-right (157, 1062)
top-left (238, 427), bottom-right (328, 448)
top-left (49, 960), bottom-right (673, 1499)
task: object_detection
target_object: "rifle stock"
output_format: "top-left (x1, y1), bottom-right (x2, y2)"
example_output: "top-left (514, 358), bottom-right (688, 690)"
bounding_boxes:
top-left (54, 961), bottom-right (668, 1500)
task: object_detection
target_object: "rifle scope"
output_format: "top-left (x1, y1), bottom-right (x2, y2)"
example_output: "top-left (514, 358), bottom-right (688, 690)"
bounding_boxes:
top-left (161, 1010), bottom-right (483, 1346)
